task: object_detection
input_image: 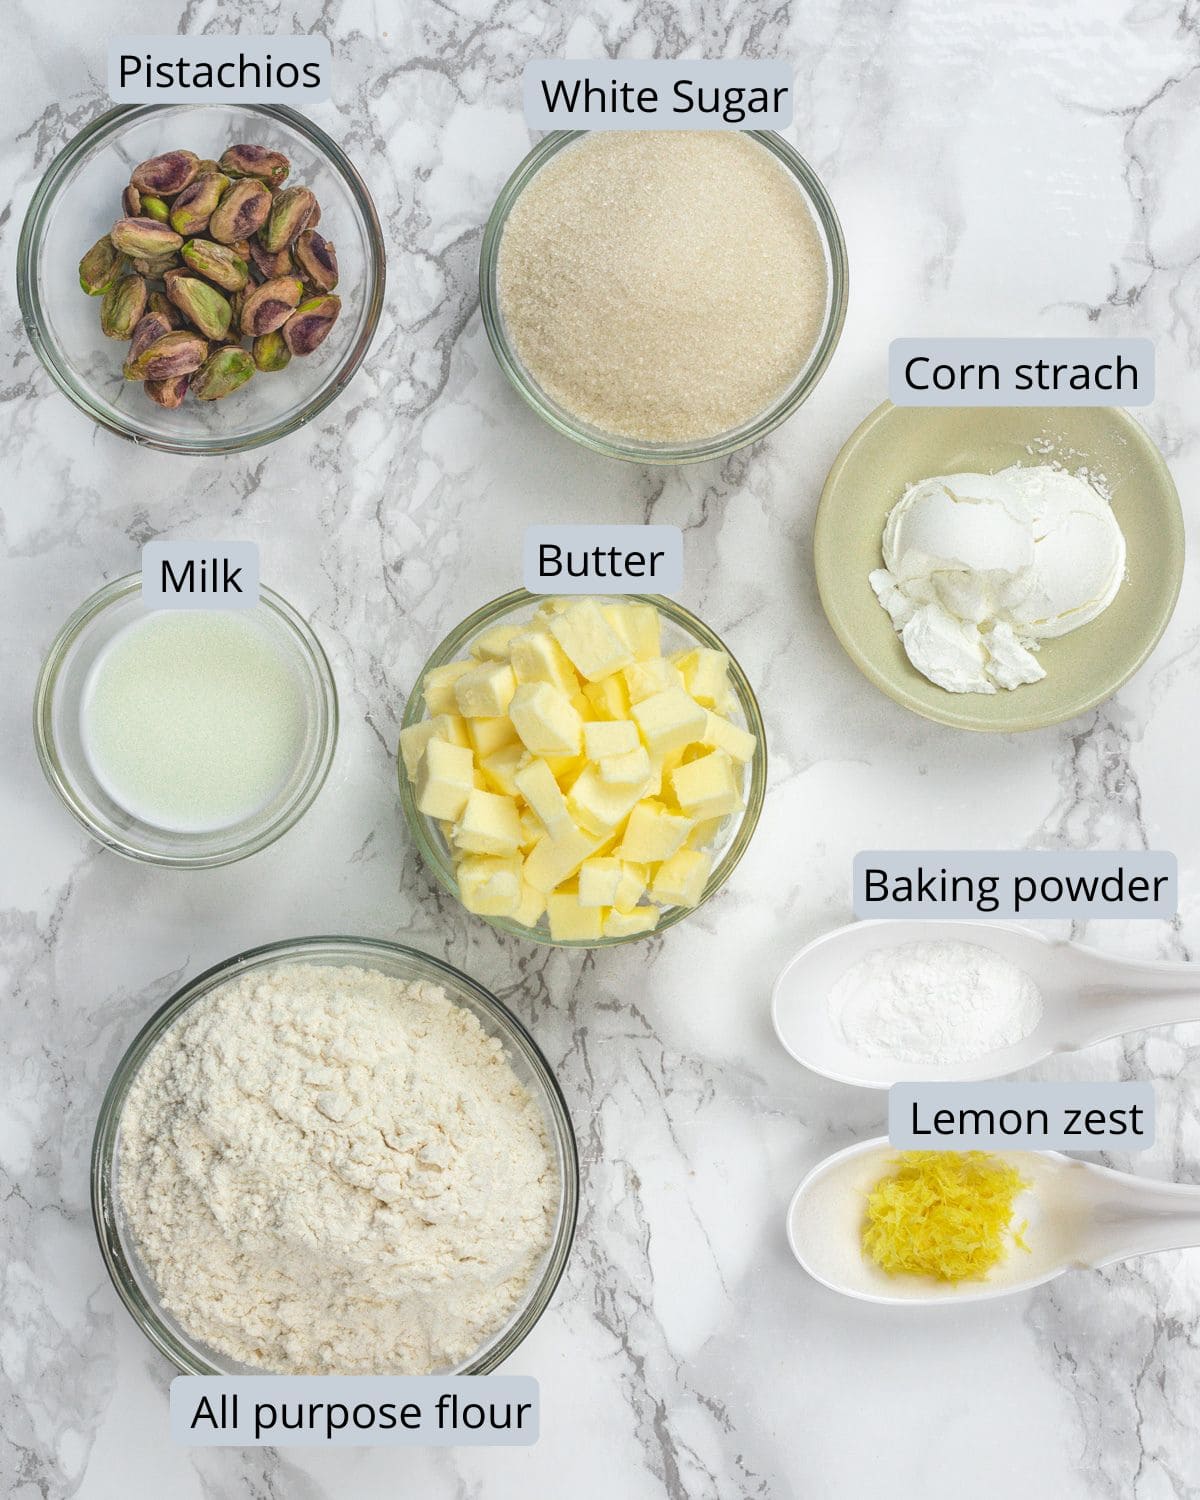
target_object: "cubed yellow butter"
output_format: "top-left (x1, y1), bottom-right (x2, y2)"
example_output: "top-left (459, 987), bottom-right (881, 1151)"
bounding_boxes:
top-left (702, 711), bottom-right (757, 763)
top-left (466, 714), bottom-right (519, 758)
top-left (578, 857), bottom-right (623, 907)
top-left (617, 800), bottom-right (693, 863)
top-left (398, 720), bottom-right (437, 778)
top-left (602, 602), bottom-right (661, 662)
top-left (454, 660), bottom-right (516, 719)
top-left (584, 720), bottom-right (639, 760)
top-left (651, 848), bottom-right (712, 908)
top-left (599, 745), bottom-right (652, 786)
top-left (522, 825), bottom-right (601, 893)
top-left (669, 751), bottom-right (742, 820)
top-left (514, 758), bottom-right (574, 838)
top-left (519, 807), bottom-right (543, 850)
top-left (480, 742), bottom-right (528, 798)
top-left (633, 688), bottom-right (707, 756)
top-left (509, 630), bottom-right (579, 696)
top-left (415, 738), bottom-right (475, 821)
top-left (583, 674), bottom-right (631, 721)
top-left (430, 712), bottom-right (470, 748)
top-left (603, 906), bottom-right (659, 937)
top-left (547, 891), bottom-right (605, 942)
top-left (472, 768), bottom-right (490, 789)
top-left (567, 767), bottom-right (649, 837)
top-left (687, 817), bottom-right (726, 850)
top-left (548, 599), bottom-right (634, 682)
top-left (452, 789), bottom-right (524, 856)
top-left (675, 648), bottom-right (731, 709)
top-left (534, 597), bottom-right (570, 620)
top-left (422, 659), bottom-right (474, 715)
top-left (471, 623), bottom-right (523, 660)
top-left (623, 656), bottom-right (684, 703)
top-left (571, 691), bottom-right (593, 722)
top-left (514, 881), bottom-right (547, 928)
top-left (509, 681), bottom-right (584, 757)
top-left (613, 861), bottom-right (648, 911)
top-left (546, 753), bottom-right (585, 788)
top-left (456, 855), bottom-right (523, 917)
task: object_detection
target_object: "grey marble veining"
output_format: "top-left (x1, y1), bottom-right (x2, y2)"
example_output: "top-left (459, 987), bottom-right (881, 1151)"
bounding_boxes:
top-left (2, 0), bottom-right (1199, 1496)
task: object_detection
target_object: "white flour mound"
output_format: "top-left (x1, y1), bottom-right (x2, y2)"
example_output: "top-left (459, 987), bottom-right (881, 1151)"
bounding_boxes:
top-left (829, 939), bottom-right (1043, 1065)
top-left (119, 963), bottom-right (558, 1375)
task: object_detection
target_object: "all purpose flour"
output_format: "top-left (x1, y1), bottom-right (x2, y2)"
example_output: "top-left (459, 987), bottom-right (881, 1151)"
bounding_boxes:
top-left (118, 963), bottom-right (558, 1374)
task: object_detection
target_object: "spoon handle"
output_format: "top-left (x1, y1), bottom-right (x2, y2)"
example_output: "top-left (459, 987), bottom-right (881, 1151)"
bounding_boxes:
top-left (1082, 1178), bottom-right (1200, 1265)
top-left (1074, 984), bottom-right (1200, 1047)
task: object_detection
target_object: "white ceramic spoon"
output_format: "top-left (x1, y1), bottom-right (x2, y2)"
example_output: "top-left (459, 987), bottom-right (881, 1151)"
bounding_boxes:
top-left (773, 919), bottom-right (1200, 1089)
top-left (788, 1136), bottom-right (1200, 1305)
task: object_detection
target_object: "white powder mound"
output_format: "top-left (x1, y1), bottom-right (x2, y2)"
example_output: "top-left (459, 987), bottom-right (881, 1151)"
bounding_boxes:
top-left (118, 963), bottom-right (558, 1375)
top-left (828, 940), bottom-right (1043, 1065)
top-left (497, 131), bottom-right (828, 443)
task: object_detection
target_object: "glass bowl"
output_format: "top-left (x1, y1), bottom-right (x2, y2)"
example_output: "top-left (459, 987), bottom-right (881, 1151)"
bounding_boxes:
top-left (398, 589), bottom-right (767, 945)
top-left (17, 103), bottom-right (384, 454)
top-left (92, 936), bottom-right (579, 1376)
top-left (479, 129), bottom-right (848, 465)
top-left (34, 574), bottom-right (338, 866)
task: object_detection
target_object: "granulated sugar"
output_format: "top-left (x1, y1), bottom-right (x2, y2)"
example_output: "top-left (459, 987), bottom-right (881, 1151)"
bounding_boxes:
top-left (118, 963), bottom-right (558, 1375)
top-left (497, 131), bottom-right (828, 443)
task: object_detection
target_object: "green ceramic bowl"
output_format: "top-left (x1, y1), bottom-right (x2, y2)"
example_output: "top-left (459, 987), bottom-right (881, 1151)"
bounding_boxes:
top-left (814, 402), bottom-right (1184, 732)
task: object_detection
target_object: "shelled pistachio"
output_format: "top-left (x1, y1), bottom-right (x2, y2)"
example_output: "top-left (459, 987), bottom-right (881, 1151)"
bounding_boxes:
top-left (282, 294), bottom-right (341, 355)
top-left (192, 346), bottom-right (255, 400)
top-left (100, 273), bottom-right (147, 338)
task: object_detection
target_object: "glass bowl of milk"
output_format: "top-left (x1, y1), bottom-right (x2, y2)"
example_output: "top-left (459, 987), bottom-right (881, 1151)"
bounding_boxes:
top-left (34, 575), bottom-right (338, 865)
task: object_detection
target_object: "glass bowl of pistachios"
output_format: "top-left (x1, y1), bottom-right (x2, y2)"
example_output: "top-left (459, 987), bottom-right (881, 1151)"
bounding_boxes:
top-left (17, 104), bottom-right (385, 455)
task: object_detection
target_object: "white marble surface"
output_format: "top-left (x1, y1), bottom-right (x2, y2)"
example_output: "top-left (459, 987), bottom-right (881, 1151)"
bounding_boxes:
top-left (3, 1), bottom-right (1199, 1496)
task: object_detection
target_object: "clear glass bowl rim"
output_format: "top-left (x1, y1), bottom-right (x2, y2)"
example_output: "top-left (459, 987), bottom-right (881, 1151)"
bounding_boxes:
top-left (16, 102), bottom-right (385, 456)
top-left (33, 573), bottom-right (339, 867)
top-left (90, 934), bottom-right (580, 1376)
top-left (478, 128), bottom-right (849, 465)
top-left (398, 588), bottom-right (768, 945)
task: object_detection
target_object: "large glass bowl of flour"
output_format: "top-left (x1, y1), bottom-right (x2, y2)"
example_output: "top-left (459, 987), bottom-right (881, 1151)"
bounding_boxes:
top-left (92, 937), bottom-right (579, 1376)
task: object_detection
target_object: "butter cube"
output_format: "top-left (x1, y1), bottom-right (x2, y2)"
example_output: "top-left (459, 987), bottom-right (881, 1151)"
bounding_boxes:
top-left (583, 674), bottom-right (631, 721)
top-left (466, 714), bottom-right (519, 758)
top-left (457, 855), bottom-right (523, 917)
top-left (509, 629), bottom-right (580, 697)
top-left (398, 720), bottom-right (437, 778)
top-left (623, 657), bottom-right (683, 703)
top-left (545, 753), bottom-right (585, 787)
top-left (422, 659), bottom-right (474, 715)
top-left (603, 906), bottom-right (659, 938)
top-left (651, 848), bottom-right (712, 908)
top-left (430, 712), bottom-right (470, 748)
top-left (452, 789), bottom-right (524, 856)
top-left (514, 881), bottom-right (547, 928)
top-left (471, 623), bottom-right (523, 660)
top-left (509, 682), bottom-right (583, 757)
top-left (632, 688), bottom-right (707, 756)
top-left (522, 826), bottom-right (601, 893)
top-left (602, 602), bottom-right (661, 662)
top-left (675, 648), bottom-right (731, 709)
top-left (670, 751), bottom-right (742, 821)
top-left (613, 862), bottom-right (648, 911)
top-left (687, 817), bottom-right (726, 850)
top-left (599, 745), bottom-right (652, 786)
top-left (567, 767), bottom-right (648, 837)
top-left (702, 711), bottom-right (757, 763)
top-left (547, 891), bottom-right (605, 943)
top-left (480, 742), bottom-right (528, 798)
top-left (578, 857), bottom-right (623, 907)
top-left (584, 720), bottom-right (639, 760)
top-left (617, 800), bottom-right (693, 863)
top-left (454, 660), bottom-right (516, 719)
top-left (514, 758), bottom-right (574, 838)
top-left (415, 738), bottom-right (475, 821)
top-left (519, 807), bottom-right (544, 849)
top-left (549, 599), bottom-right (634, 682)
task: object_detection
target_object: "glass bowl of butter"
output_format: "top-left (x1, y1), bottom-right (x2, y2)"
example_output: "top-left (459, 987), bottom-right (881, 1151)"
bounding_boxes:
top-left (398, 590), bottom-right (766, 945)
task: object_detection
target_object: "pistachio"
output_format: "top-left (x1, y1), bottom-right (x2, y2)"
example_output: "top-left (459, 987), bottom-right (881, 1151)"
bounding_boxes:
top-left (99, 273), bottom-right (148, 339)
top-left (130, 150), bottom-right (200, 198)
top-left (123, 311), bottom-right (175, 377)
top-left (124, 329), bottom-right (209, 382)
top-left (168, 172), bottom-right (230, 236)
top-left (195, 158), bottom-right (221, 176)
top-left (122, 185), bottom-right (141, 217)
top-left (145, 373), bottom-right (191, 409)
top-left (218, 144), bottom-right (290, 188)
top-left (248, 238), bottom-right (293, 280)
top-left (305, 199), bottom-right (321, 230)
top-left (164, 272), bottom-right (233, 341)
top-left (240, 275), bottom-right (304, 336)
top-left (180, 238), bottom-right (250, 292)
top-left (110, 217), bottom-right (184, 258)
top-left (131, 251), bottom-right (181, 278)
top-left (147, 290), bottom-right (182, 327)
top-left (191, 346), bottom-right (255, 400)
top-left (259, 186), bottom-right (317, 253)
top-left (208, 179), bottom-right (272, 244)
top-left (141, 196), bottom-right (170, 223)
top-left (252, 329), bottom-right (292, 372)
top-left (282, 293), bottom-right (341, 355)
top-left (294, 230), bottom-right (338, 292)
top-left (79, 236), bottom-right (123, 296)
